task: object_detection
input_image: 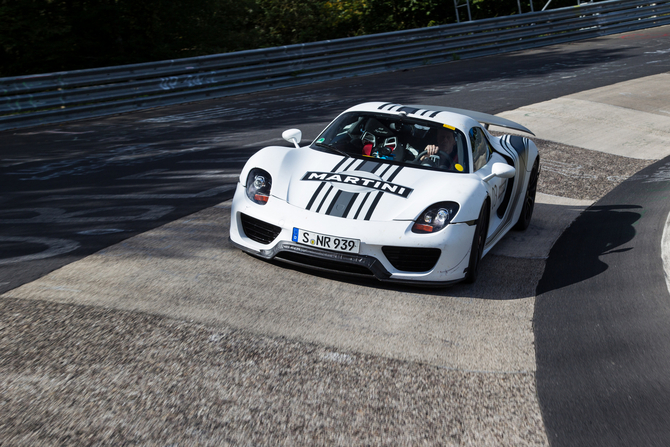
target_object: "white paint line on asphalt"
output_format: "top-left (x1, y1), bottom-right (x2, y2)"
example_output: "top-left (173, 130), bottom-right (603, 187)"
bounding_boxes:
top-left (77, 229), bottom-right (126, 236)
top-left (663, 209), bottom-right (670, 296)
top-left (242, 138), bottom-right (282, 147)
top-left (0, 237), bottom-right (79, 265)
top-left (46, 184), bottom-right (237, 200)
top-left (119, 170), bottom-right (241, 181)
top-left (177, 157), bottom-right (250, 164)
top-left (150, 173), bottom-right (240, 180)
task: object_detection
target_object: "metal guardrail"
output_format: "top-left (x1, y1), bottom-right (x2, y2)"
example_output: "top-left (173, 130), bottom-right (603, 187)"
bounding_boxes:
top-left (1, 0), bottom-right (669, 131)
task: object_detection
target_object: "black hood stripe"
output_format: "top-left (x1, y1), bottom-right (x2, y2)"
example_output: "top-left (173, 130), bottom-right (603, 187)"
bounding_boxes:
top-left (352, 163), bottom-right (396, 220)
top-left (353, 192), bottom-right (371, 220)
top-left (364, 192), bottom-right (384, 221)
top-left (325, 190), bottom-right (343, 215)
top-left (333, 159), bottom-right (382, 218)
top-left (315, 185), bottom-right (333, 213)
top-left (316, 158), bottom-right (358, 213)
top-left (387, 164), bottom-right (403, 181)
top-left (305, 182), bottom-right (326, 211)
top-left (306, 157), bottom-right (406, 220)
top-left (363, 165), bottom-right (403, 221)
top-left (342, 193), bottom-right (358, 218)
top-left (344, 158), bottom-right (360, 170)
top-left (378, 163), bottom-right (394, 179)
top-left (306, 157), bottom-right (349, 211)
top-left (326, 190), bottom-right (358, 218)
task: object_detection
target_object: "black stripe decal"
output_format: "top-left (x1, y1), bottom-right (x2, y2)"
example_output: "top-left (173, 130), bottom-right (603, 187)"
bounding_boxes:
top-left (329, 191), bottom-right (356, 217)
top-left (325, 190), bottom-right (343, 215)
top-left (315, 161), bottom-right (405, 220)
top-left (343, 159), bottom-right (378, 218)
top-left (337, 160), bottom-right (374, 218)
top-left (322, 158), bottom-right (361, 215)
top-left (343, 158), bottom-right (358, 171)
top-left (362, 165), bottom-right (403, 221)
top-left (352, 159), bottom-right (367, 171)
top-left (500, 136), bottom-right (518, 162)
top-left (387, 165), bottom-right (403, 182)
top-left (378, 103), bottom-right (394, 110)
top-left (306, 157), bottom-right (348, 210)
top-left (378, 163), bottom-right (394, 179)
top-left (353, 192), bottom-right (371, 220)
top-left (398, 106), bottom-right (420, 115)
top-left (364, 192), bottom-right (384, 221)
top-left (430, 111), bottom-right (440, 118)
top-left (306, 182), bottom-right (326, 211)
top-left (357, 160), bottom-right (378, 173)
top-left (342, 193), bottom-right (358, 218)
top-left (315, 185), bottom-right (333, 213)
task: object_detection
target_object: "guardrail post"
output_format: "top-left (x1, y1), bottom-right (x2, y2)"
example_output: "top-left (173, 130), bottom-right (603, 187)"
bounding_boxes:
top-left (518, 0), bottom-right (537, 13)
top-left (453, 0), bottom-right (472, 23)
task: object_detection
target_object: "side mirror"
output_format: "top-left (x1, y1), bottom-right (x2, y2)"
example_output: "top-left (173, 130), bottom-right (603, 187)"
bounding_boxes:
top-left (282, 129), bottom-right (302, 148)
top-left (483, 163), bottom-right (515, 182)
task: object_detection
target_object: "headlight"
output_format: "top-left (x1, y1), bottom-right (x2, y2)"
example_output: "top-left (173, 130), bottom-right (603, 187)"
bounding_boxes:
top-left (246, 168), bottom-right (272, 205)
top-left (412, 202), bottom-right (460, 233)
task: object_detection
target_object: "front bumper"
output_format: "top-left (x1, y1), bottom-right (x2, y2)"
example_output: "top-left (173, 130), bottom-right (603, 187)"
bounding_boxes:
top-left (229, 183), bottom-right (475, 284)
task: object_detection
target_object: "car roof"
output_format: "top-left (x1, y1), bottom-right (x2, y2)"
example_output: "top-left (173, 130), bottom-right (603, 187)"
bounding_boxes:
top-left (343, 102), bottom-right (534, 135)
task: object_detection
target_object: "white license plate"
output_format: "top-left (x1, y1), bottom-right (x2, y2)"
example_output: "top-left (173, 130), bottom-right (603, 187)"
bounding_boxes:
top-left (292, 228), bottom-right (360, 254)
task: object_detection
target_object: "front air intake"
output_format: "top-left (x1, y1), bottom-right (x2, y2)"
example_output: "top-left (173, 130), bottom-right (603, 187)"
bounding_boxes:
top-left (381, 246), bottom-right (441, 272)
top-left (240, 213), bottom-right (281, 245)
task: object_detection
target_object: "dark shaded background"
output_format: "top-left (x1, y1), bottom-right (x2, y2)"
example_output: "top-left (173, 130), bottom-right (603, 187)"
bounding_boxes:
top-left (0, 0), bottom-right (587, 77)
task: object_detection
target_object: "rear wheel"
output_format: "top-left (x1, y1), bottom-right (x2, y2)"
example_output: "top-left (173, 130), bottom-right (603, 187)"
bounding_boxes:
top-left (514, 158), bottom-right (539, 231)
top-left (464, 202), bottom-right (489, 284)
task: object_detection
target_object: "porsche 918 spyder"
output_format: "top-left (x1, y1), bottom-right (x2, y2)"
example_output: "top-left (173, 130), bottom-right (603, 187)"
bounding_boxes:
top-left (229, 102), bottom-right (539, 285)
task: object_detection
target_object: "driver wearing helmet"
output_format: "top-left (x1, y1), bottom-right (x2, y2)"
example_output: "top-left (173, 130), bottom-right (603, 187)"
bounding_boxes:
top-left (420, 127), bottom-right (458, 166)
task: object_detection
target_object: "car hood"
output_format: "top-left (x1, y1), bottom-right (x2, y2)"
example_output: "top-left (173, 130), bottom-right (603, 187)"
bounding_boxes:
top-left (265, 147), bottom-right (479, 222)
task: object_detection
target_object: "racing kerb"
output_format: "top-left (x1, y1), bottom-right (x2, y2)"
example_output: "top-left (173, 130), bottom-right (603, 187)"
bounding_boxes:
top-left (1, 0), bottom-right (669, 131)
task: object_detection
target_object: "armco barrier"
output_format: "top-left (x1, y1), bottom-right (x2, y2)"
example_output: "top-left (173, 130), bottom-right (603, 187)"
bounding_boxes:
top-left (1, 0), bottom-right (669, 131)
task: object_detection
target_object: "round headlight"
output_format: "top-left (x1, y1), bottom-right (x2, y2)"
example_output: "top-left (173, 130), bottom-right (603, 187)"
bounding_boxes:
top-left (434, 209), bottom-right (450, 227)
top-left (412, 202), bottom-right (460, 234)
top-left (246, 168), bottom-right (272, 205)
top-left (253, 175), bottom-right (266, 189)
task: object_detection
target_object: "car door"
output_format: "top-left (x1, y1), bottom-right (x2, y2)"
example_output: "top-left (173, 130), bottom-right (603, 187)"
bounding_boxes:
top-left (469, 126), bottom-right (508, 239)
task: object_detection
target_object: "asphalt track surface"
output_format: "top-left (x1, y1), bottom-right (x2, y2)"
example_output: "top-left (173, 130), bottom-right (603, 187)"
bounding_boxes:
top-left (1, 25), bottom-right (670, 445)
top-left (2, 26), bottom-right (670, 295)
top-left (536, 157), bottom-right (670, 446)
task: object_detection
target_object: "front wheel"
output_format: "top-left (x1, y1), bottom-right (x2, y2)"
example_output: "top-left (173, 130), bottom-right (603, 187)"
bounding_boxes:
top-left (514, 158), bottom-right (539, 231)
top-left (464, 202), bottom-right (489, 284)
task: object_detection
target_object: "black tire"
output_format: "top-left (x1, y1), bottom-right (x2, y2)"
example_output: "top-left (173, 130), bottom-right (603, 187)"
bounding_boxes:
top-left (514, 158), bottom-right (539, 231)
top-left (464, 202), bottom-right (489, 284)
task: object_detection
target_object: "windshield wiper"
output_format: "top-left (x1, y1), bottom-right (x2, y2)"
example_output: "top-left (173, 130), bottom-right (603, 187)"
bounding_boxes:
top-left (314, 142), bottom-right (349, 158)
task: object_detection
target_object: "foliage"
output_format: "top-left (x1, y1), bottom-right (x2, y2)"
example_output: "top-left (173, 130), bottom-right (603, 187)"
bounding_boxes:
top-left (0, 0), bottom-right (257, 76)
top-left (357, 0), bottom-right (456, 34)
top-left (0, 0), bottom-right (588, 77)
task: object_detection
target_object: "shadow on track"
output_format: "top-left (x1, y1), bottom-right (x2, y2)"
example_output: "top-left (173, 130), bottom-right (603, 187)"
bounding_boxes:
top-left (536, 204), bottom-right (642, 294)
top-left (534, 157), bottom-right (670, 447)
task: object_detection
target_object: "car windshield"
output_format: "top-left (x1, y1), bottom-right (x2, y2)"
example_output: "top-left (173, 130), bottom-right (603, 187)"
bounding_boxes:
top-left (312, 112), bottom-right (470, 173)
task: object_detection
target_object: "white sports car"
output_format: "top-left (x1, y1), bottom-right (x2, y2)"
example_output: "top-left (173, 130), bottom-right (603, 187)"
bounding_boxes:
top-left (230, 102), bottom-right (539, 285)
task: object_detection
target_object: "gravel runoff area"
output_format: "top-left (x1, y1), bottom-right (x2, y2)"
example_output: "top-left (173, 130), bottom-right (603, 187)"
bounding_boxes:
top-left (489, 134), bottom-right (654, 202)
top-left (0, 139), bottom-right (655, 446)
top-left (0, 297), bottom-right (546, 446)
